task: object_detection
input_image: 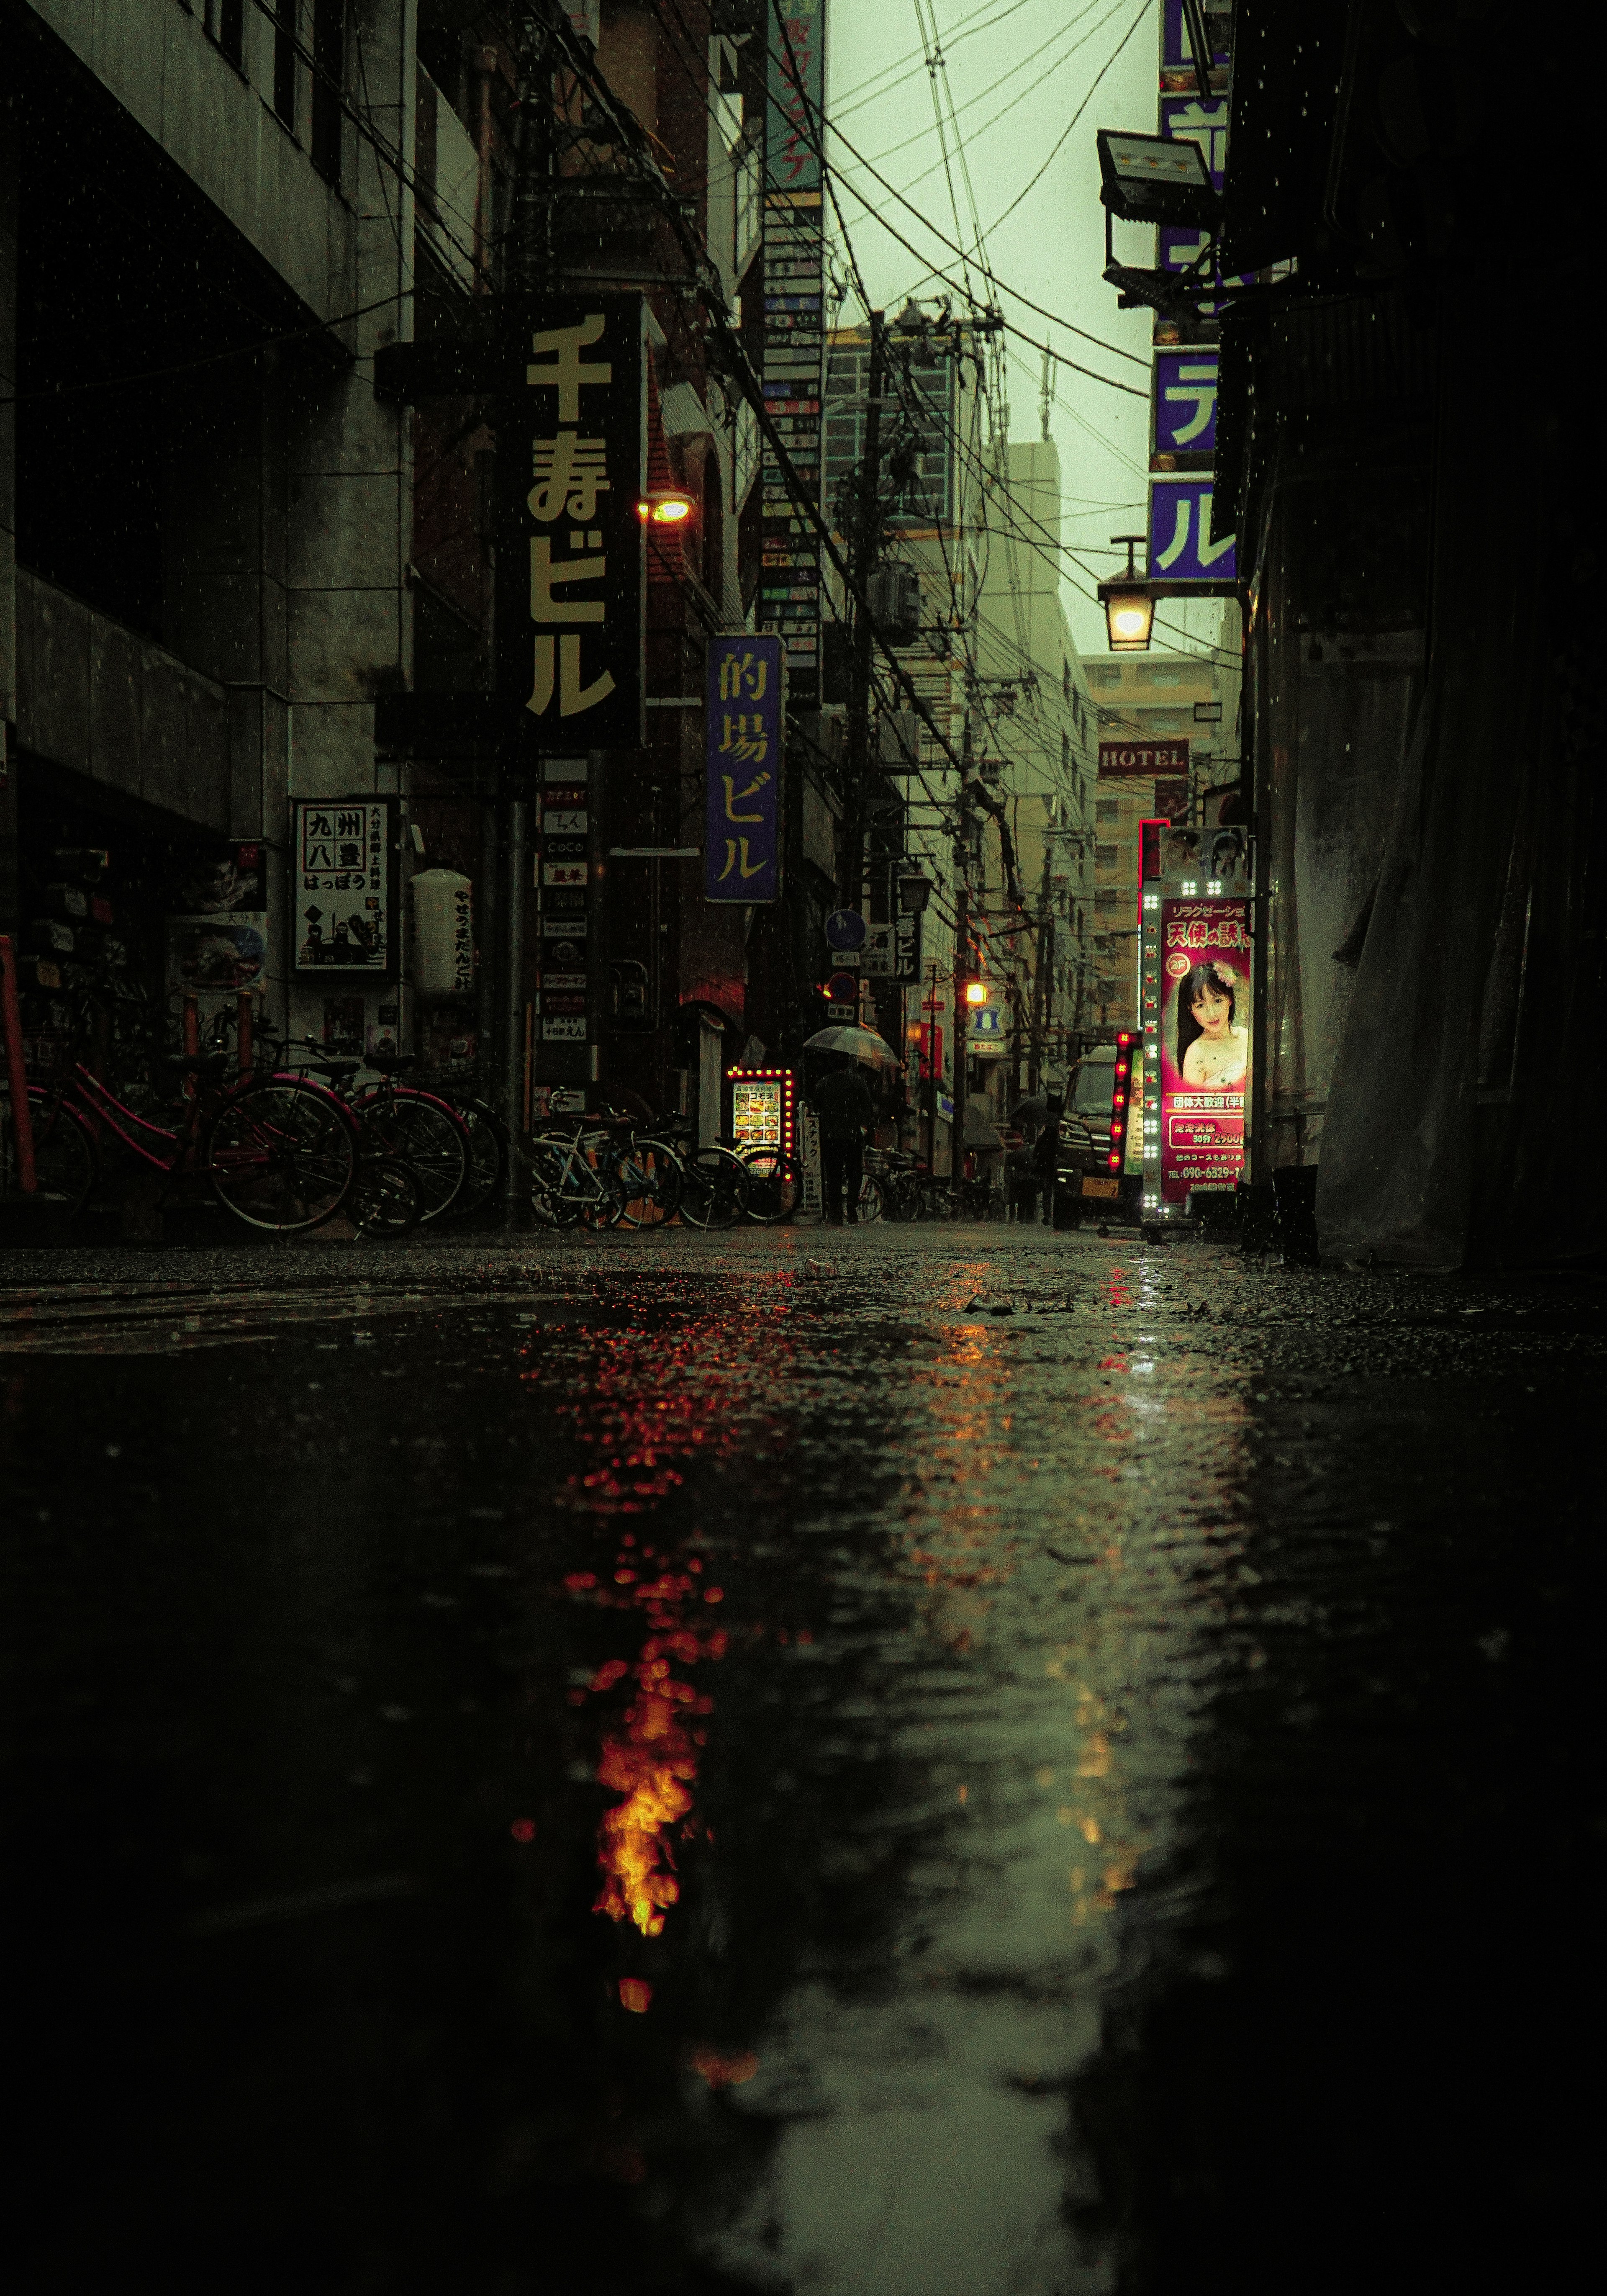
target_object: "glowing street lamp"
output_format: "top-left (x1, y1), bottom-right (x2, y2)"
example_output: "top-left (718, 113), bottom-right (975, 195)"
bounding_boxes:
top-left (964, 980), bottom-right (989, 1007)
top-left (1099, 535), bottom-right (1155, 654)
top-left (636, 489), bottom-right (695, 525)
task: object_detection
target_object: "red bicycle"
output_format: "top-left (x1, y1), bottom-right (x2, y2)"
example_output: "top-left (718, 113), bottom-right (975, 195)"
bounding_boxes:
top-left (1, 1032), bottom-right (357, 1234)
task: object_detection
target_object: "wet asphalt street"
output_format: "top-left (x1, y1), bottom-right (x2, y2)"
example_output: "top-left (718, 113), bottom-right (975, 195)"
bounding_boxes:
top-left (1, 1221), bottom-right (1600, 2295)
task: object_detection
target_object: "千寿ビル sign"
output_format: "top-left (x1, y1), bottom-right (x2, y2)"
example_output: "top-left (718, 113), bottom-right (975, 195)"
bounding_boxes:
top-left (497, 296), bottom-right (645, 760)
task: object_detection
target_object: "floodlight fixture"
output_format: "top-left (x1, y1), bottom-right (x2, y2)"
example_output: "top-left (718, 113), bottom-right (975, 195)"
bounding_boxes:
top-left (1096, 129), bottom-right (1221, 229)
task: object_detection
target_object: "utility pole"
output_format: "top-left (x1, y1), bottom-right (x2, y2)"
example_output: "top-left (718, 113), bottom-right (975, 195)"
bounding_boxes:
top-left (839, 310), bottom-right (887, 913)
top-left (1029, 832), bottom-right (1053, 1093)
top-left (950, 793), bottom-right (970, 1191)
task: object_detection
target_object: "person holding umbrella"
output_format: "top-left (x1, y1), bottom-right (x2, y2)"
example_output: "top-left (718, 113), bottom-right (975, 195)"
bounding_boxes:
top-left (810, 1057), bottom-right (877, 1224)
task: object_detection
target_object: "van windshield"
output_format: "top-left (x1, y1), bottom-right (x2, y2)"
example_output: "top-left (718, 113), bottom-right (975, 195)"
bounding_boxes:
top-left (1072, 1059), bottom-right (1116, 1113)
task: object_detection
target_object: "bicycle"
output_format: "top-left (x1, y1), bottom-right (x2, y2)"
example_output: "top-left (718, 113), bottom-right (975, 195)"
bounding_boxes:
top-left (527, 1119), bottom-right (628, 1229)
top-left (348, 1153), bottom-right (424, 1236)
top-left (661, 1123), bottom-right (750, 1229)
top-left (737, 1141), bottom-right (802, 1225)
top-left (273, 1037), bottom-right (469, 1221)
top-left (433, 1088), bottom-right (507, 1221)
top-left (2, 1018), bottom-right (355, 1233)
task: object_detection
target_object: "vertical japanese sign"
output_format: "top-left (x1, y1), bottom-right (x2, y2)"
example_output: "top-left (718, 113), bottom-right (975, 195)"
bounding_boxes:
top-left (1148, 10), bottom-right (1238, 576)
top-left (538, 761), bottom-right (590, 1044)
top-left (1152, 349), bottom-right (1219, 462)
top-left (497, 295), bottom-right (645, 762)
top-left (767, 0), bottom-right (824, 192)
top-left (706, 635), bottom-right (783, 904)
top-left (1149, 475), bottom-right (1236, 581)
top-left (294, 799), bottom-right (395, 972)
top-left (762, 4), bottom-right (827, 707)
top-left (1158, 895), bottom-right (1251, 1202)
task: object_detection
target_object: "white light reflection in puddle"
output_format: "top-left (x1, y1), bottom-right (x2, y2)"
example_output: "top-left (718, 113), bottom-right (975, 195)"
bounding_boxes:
top-left (698, 1278), bottom-right (1253, 2296)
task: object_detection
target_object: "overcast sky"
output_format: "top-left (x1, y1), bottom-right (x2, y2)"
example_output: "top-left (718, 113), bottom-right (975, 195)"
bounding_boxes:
top-left (823, 0), bottom-right (1220, 665)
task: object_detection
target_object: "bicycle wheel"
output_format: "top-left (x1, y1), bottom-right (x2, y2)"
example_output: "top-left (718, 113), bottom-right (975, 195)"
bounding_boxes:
top-left (529, 1134), bottom-right (583, 1227)
top-left (742, 1147), bottom-right (801, 1225)
top-left (2, 1087), bottom-right (98, 1211)
top-left (855, 1173), bottom-right (884, 1224)
top-left (350, 1154), bottom-right (422, 1236)
top-left (354, 1088), bottom-right (467, 1220)
top-left (680, 1145), bottom-right (750, 1230)
top-left (443, 1095), bottom-right (505, 1219)
top-left (205, 1077), bottom-right (354, 1233)
top-left (615, 1137), bottom-right (684, 1229)
top-left (578, 1166), bottom-right (627, 1230)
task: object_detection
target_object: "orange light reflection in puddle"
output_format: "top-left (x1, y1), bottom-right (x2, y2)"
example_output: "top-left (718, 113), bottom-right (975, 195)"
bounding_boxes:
top-left (533, 1325), bottom-right (781, 1961)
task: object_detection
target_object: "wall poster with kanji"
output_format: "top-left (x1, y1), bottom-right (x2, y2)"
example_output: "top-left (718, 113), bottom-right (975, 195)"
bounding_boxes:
top-left (294, 799), bottom-right (398, 974)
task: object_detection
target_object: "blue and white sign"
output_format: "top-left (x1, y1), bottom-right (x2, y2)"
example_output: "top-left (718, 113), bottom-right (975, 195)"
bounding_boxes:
top-left (825, 909), bottom-right (867, 951)
top-left (1153, 350), bottom-right (1219, 456)
top-left (705, 634), bottom-right (783, 904)
top-left (968, 1004), bottom-right (1007, 1057)
top-left (1159, 95), bottom-right (1228, 189)
top-left (1162, 0), bottom-right (1231, 71)
top-left (1149, 476), bottom-right (1236, 584)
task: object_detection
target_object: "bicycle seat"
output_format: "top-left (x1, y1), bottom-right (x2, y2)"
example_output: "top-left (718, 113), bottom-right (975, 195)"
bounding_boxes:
top-left (321, 1058), bottom-right (361, 1080)
top-left (159, 1051), bottom-right (230, 1079)
top-left (366, 1050), bottom-right (418, 1073)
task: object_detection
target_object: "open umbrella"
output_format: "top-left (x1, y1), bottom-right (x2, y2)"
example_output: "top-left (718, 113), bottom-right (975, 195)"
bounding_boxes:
top-left (1010, 1094), bottom-right (1052, 1126)
top-left (801, 1025), bottom-right (902, 1069)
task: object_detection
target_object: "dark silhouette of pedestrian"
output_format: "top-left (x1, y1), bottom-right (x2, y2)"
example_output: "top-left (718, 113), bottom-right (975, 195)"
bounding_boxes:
top-left (1030, 1119), bottom-right (1060, 1225)
top-left (811, 1064), bottom-right (876, 1224)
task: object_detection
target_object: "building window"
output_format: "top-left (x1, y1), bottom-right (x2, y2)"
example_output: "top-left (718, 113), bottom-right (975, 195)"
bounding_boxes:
top-left (735, 134), bottom-right (762, 278)
top-left (273, 2), bottom-right (297, 130)
top-left (1096, 800), bottom-right (1119, 822)
top-left (735, 395), bottom-right (759, 507)
top-left (206, 0), bottom-right (246, 68)
top-left (1060, 730), bottom-right (1070, 774)
top-left (312, 0), bottom-right (345, 187)
top-left (1096, 843), bottom-right (1119, 869)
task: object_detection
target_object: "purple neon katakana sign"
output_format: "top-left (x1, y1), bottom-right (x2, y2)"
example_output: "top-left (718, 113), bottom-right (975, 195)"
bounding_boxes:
top-left (705, 634), bottom-right (784, 905)
top-left (1149, 476), bottom-right (1236, 585)
top-left (1154, 350), bottom-right (1219, 457)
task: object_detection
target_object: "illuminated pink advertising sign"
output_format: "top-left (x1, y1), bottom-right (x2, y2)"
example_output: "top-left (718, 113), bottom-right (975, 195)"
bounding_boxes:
top-left (1159, 896), bottom-right (1250, 1202)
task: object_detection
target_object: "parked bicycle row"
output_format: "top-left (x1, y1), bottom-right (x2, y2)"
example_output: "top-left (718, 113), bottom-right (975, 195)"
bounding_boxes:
top-left (3, 994), bottom-right (1054, 1236)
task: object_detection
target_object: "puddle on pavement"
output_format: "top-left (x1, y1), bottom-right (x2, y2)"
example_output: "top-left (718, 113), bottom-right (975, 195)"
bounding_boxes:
top-left (2, 1251), bottom-right (1598, 2289)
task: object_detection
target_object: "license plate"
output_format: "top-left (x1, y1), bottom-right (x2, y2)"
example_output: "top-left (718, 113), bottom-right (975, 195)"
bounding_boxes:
top-left (1081, 1176), bottom-right (1119, 1199)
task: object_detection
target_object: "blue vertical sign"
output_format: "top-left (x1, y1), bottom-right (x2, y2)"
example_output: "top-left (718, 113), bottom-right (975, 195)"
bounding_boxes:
top-left (706, 635), bottom-right (784, 904)
top-left (1149, 476), bottom-right (1236, 584)
top-left (1153, 350), bottom-right (1219, 458)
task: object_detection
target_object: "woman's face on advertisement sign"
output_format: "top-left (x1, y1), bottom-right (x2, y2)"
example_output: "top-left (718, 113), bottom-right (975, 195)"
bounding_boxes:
top-left (1191, 977), bottom-right (1232, 1037)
